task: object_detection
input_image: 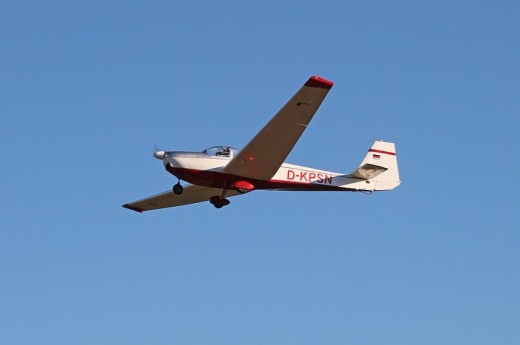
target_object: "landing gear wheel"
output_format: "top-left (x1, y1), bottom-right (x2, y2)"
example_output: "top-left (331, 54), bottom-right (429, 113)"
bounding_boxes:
top-left (173, 182), bottom-right (183, 195)
top-left (209, 196), bottom-right (230, 209)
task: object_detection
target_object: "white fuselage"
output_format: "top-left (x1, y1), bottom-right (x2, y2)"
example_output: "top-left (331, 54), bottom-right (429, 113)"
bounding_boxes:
top-left (163, 153), bottom-right (374, 192)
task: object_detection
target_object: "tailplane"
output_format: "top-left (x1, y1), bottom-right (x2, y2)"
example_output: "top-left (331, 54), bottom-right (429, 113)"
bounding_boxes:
top-left (349, 141), bottom-right (401, 191)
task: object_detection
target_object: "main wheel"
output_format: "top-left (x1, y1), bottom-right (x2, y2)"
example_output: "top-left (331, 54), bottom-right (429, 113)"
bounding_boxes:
top-left (173, 183), bottom-right (183, 195)
top-left (209, 196), bottom-right (230, 209)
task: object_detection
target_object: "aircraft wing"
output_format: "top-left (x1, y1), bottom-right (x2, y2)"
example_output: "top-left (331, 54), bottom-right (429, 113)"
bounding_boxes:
top-left (224, 75), bottom-right (334, 180)
top-left (122, 185), bottom-right (242, 212)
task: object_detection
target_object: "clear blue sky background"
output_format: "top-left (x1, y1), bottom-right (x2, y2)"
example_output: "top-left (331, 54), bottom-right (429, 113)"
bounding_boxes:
top-left (1, 1), bottom-right (519, 344)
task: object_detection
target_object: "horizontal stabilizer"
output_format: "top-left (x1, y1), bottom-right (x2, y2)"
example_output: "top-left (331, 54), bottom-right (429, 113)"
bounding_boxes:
top-left (349, 163), bottom-right (388, 180)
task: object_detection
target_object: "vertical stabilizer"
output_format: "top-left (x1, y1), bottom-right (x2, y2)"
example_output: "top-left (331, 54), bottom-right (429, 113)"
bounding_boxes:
top-left (358, 141), bottom-right (401, 191)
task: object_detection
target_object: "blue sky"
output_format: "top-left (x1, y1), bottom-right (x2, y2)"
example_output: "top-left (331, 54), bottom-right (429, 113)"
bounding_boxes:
top-left (1, 1), bottom-right (519, 344)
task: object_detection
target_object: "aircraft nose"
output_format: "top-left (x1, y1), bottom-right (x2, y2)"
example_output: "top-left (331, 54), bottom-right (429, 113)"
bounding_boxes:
top-left (153, 150), bottom-right (166, 160)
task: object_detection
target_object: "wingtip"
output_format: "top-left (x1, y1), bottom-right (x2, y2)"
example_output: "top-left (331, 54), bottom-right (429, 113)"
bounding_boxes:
top-left (305, 75), bottom-right (334, 89)
top-left (122, 204), bottom-right (144, 213)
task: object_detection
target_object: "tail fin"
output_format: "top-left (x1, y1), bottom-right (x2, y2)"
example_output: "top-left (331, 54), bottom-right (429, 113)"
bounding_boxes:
top-left (350, 141), bottom-right (401, 191)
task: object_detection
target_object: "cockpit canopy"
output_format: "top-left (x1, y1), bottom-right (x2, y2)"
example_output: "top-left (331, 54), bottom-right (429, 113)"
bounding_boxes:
top-left (202, 146), bottom-right (239, 158)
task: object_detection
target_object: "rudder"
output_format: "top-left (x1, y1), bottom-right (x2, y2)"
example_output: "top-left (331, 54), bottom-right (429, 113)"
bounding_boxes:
top-left (357, 141), bottom-right (401, 191)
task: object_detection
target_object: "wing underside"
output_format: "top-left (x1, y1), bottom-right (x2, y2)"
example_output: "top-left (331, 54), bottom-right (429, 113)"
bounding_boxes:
top-left (123, 185), bottom-right (242, 212)
top-left (224, 76), bottom-right (334, 180)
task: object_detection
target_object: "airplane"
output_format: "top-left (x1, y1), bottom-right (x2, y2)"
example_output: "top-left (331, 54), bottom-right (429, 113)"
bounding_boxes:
top-left (123, 75), bottom-right (400, 212)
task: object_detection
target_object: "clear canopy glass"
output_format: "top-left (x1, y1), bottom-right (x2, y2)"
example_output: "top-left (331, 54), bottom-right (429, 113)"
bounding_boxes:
top-left (202, 146), bottom-right (239, 158)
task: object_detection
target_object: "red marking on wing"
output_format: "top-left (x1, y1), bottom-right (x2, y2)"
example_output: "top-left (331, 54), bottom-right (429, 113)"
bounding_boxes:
top-left (304, 75), bottom-right (334, 89)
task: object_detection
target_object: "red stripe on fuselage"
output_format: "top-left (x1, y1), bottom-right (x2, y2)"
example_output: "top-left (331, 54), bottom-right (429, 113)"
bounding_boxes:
top-left (165, 165), bottom-right (349, 192)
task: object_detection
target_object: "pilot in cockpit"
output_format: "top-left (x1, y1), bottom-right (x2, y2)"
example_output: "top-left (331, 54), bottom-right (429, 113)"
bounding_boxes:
top-left (216, 147), bottom-right (230, 157)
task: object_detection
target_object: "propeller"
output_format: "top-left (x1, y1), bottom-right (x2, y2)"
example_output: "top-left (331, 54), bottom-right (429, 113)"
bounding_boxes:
top-left (153, 143), bottom-right (166, 160)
